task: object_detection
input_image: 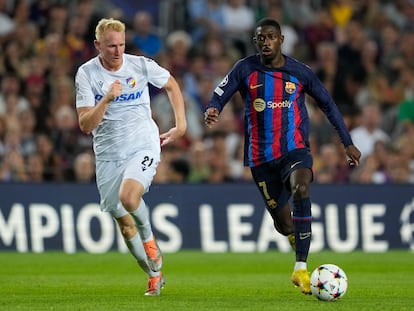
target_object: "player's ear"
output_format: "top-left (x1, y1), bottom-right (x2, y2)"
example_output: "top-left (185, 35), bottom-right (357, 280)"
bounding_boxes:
top-left (253, 36), bottom-right (260, 52)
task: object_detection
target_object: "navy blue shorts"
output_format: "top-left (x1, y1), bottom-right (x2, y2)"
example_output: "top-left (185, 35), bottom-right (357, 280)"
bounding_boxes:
top-left (250, 149), bottom-right (313, 216)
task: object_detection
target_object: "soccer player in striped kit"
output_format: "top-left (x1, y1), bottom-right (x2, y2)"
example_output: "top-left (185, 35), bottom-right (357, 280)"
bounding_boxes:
top-left (204, 18), bottom-right (361, 295)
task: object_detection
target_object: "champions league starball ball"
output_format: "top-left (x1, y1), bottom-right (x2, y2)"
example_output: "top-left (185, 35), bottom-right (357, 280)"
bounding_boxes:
top-left (310, 264), bottom-right (348, 302)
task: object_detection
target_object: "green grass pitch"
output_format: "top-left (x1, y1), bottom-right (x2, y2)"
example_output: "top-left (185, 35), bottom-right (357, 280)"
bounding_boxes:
top-left (0, 250), bottom-right (413, 310)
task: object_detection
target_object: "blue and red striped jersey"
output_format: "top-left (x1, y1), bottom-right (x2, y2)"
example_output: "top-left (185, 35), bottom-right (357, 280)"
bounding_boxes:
top-left (207, 54), bottom-right (353, 167)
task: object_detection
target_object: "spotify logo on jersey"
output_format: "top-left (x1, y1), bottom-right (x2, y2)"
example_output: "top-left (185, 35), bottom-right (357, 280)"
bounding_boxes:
top-left (253, 98), bottom-right (266, 112)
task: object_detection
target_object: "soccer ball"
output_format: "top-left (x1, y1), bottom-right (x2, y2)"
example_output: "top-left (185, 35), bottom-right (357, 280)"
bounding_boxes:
top-left (310, 264), bottom-right (348, 302)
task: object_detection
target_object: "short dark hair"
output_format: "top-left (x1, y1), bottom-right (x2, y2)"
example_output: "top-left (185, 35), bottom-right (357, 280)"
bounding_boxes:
top-left (254, 18), bottom-right (281, 34)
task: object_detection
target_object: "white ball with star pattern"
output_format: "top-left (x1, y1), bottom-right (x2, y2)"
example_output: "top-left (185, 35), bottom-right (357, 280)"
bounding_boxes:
top-left (310, 264), bottom-right (348, 302)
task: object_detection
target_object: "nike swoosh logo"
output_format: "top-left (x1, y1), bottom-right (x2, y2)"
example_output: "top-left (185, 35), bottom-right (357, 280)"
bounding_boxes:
top-left (290, 161), bottom-right (303, 169)
top-left (299, 232), bottom-right (311, 240)
top-left (250, 84), bottom-right (263, 90)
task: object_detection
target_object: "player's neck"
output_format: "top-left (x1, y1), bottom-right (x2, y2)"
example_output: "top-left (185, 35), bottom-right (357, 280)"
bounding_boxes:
top-left (262, 54), bottom-right (285, 68)
top-left (270, 54), bottom-right (285, 68)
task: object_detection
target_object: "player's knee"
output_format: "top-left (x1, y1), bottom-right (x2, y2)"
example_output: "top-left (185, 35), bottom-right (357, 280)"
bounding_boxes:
top-left (119, 194), bottom-right (139, 212)
top-left (119, 180), bottom-right (144, 212)
top-left (292, 183), bottom-right (309, 200)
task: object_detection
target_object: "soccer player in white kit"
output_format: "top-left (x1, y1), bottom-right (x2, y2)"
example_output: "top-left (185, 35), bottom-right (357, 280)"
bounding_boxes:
top-left (75, 18), bottom-right (187, 296)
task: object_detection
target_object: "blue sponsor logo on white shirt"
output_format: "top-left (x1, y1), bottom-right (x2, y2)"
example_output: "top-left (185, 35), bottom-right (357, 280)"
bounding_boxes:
top-left (95, 91), bottom-right (144, 102)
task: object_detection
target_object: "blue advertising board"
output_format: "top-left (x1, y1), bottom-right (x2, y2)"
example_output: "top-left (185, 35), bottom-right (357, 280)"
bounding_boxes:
top-left (0, 183), bottom-right (413, 253)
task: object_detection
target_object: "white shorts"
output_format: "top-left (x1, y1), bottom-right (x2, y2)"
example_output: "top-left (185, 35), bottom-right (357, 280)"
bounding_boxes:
top-left (95, 150), bottom-right (160, 213)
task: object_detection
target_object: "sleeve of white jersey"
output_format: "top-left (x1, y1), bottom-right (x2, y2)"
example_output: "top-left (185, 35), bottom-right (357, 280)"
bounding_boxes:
top-left (75, 67), bottom-right (95, 108)
top-left (143, 57), bottom-right (170, 89)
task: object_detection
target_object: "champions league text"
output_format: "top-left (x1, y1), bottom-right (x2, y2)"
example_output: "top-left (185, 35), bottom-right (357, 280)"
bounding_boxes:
top-left (0, 184), bottom-right (413, 252)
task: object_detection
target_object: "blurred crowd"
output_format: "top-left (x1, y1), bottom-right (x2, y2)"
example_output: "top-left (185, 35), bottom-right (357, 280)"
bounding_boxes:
top-left (0, 0), bottom-right (414, 185)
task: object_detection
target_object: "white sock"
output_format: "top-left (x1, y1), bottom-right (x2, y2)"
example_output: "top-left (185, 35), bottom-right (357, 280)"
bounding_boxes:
top-left (294, 261), bottom-right (307, 271)
top-left (126, 233), bottom-right (159, 277)
top-left (137, 259), bottom-right (160, 277)
top-left (125, 233), bottom-right (147, 261)
top-left (130, 199), bottom-right (153, 242)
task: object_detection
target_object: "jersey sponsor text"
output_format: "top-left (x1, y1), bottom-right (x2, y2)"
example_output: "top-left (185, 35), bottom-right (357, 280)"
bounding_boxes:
top-left (95, 90), bottom-right (144, 102)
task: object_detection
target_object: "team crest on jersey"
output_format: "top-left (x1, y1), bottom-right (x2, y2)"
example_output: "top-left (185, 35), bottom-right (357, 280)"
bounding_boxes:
top-left (285, 82), bottom-right (296, 94)
top-left (126, 77), bottom-right (136, 88)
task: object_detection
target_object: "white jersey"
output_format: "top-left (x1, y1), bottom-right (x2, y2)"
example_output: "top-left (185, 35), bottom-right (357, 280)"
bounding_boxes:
top-left (75, 54), bottom-right (170, 161)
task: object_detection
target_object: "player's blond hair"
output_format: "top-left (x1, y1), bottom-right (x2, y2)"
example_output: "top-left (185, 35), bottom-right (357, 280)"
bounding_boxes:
top-left (95, 18), bottom-right (125, 41)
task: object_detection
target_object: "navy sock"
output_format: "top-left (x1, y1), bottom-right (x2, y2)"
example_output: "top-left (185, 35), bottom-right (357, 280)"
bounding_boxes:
top-left (292, 198), bottom-right (312, 263)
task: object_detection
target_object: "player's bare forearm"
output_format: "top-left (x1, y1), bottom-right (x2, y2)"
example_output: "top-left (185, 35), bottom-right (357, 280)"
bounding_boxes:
top-left (164, 76), bottom-right (187, 136)
top-left (77, 80), bottom-right (121, 134)
top-left (77, 103), bottom-right (108, 134)
top-left (161, 76), bottom-right (187, 146)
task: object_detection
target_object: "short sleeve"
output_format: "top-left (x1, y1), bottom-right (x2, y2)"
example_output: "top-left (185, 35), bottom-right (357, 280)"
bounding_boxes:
top-left (75, 67), bottom-right (95, 108)
top-left (142, 57), bottom-right (170, 89)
